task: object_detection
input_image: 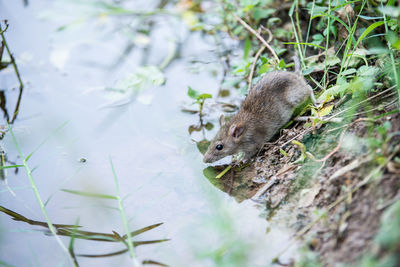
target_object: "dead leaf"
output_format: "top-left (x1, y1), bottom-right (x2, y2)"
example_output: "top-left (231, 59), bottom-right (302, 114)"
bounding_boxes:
top-left (298, 182), bottom-right (322, 208)
top-left (387, 161), bottom-right (400, 174)
top-left (330, 155), bottom-right (372, 181)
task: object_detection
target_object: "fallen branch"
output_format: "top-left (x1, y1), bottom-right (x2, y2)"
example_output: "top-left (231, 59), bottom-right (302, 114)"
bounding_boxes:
top-left (235, 15), bottom-right (279, 63)
top-left (248, 46), bottom-right (265, 91)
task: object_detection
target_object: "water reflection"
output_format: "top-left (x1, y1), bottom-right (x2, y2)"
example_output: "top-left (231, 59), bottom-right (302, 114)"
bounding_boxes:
top-left (0, 21), bottom-right (24, 125)
top-left (0, 1), bottom-right (296, 266)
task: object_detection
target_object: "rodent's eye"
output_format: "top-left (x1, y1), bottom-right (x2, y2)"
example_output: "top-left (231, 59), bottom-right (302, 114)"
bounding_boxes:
top-left (216, 144), bottom-right (223, 150)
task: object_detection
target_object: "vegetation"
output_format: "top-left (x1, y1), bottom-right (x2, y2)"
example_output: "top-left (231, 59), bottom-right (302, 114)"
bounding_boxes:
top-left (1, 0), bottom-right (400, 266)
top-left (186, 0), bottom-right (400, 266)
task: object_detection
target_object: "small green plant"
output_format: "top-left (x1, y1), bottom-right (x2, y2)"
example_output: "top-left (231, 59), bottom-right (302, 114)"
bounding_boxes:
top-left (187, 86), bottom-right (212, 116)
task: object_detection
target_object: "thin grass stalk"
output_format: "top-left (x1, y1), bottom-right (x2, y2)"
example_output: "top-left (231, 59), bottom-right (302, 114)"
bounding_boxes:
top-left (337, 0), bottom-right (367, 79)
top-left (7, 124), bottom-right (74, 265)
top-left (304, 0), bottom-right (316, 56)
top-left (380, 0), bottom-right (399, 106)
top-left (289, 0), bottom-right (304, 63)
top-left (295, 0), bottom-right (303, 46)
top-left (109, 156), bottom-right (140, 267)
top-left (322, 0), bottom-right (332, 88)
top-left (68, 218), bottom-right (80, 267)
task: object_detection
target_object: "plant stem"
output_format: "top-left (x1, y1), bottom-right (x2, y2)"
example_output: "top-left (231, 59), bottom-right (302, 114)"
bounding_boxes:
top-left (0, 22), bottom-right (24, 124)
top-left (304, 0), bottom-right (316, 56)
top-left (322, 0), bottom-right (332, 88)
top-left (235, 15), bottom-right (279, 63)
top-left (7, 124), bottom-right (74, 265)
top-left (381, 0), bottom-right (399, 106)
top-left (109, 157), bottom-right (140, 267)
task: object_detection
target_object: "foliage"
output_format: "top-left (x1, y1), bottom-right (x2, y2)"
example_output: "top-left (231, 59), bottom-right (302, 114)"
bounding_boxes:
top-left (187, 86), bottom-right (212, 115)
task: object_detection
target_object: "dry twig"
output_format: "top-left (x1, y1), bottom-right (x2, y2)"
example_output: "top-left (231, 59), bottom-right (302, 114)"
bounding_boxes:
top-left (248, 46), bottom-right (265, 91)
top-left (235, 15), bottom-right (279, 63)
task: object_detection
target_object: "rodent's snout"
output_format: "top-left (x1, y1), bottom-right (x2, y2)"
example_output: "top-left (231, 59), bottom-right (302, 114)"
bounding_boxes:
top-left (203, 153), bottom-right (214, 163)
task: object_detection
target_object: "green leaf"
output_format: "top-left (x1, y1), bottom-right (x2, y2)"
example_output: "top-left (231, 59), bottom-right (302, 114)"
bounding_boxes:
top-left (0, 164), bottom-right (24, 170)
top-left (252, 8), bottom-right (274, 21)
top-left (204, 122), bottom-right (214, 131)
top-left (358, 15), bottom-right (384, 20)
top-left (278, 59), bottom-right (286, 69)
top-left (317, 83), bottom-right (350, 102)
top-left (187, 86), bottom-right (199, 99)
top-left (354, 21), bottom-right (386, 49)
top-left (203, 167), bottom-right (220, 186)
top-left (197, 93), bottom-right (212, 100)
top-left (61, 189), bottom-right (117, 200)
top-left (196, 139), bottom-right (210, 155)
top-left (341, 68), bottom-right (357, 76)
top-left (258, 63), bottom-right (270, 74)
top-left (357, 65), bottom-right (379, 77)
top-left (243, 37), bottom-right (251, 59)
top-left (289, 1), bottom-right (295, 16)
top-left (267, 17), bottom-right (281, 27)
top-left (315, 104), bottom-right (334, 117)
top-left (378, 6), bottom-right (400, 17)
top-left (125, 223), bottom-right (164, 238)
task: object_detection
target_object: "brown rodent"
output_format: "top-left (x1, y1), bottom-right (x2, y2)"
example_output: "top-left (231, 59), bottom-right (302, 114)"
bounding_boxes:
top-left (203, 56), bottom-right (314, 163)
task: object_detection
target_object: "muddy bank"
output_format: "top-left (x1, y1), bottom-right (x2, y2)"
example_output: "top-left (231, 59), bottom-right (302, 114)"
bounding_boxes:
top-left (204, 90), bottom-right (400, 265)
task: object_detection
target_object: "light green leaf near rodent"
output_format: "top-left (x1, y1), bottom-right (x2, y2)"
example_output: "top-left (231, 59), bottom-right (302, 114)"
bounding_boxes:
top-left (188, 87), bottom-right (212, 101)
top-left (258, 63), bottom-right (270, 74)
top-left (317, 83), bottom-right (350, 102)
top-left (243, 37), bottom-right (252, 59)
top-left (197, 93), bottom-right (212, 100)
top-left (188, 86), bottom-right (200, 99)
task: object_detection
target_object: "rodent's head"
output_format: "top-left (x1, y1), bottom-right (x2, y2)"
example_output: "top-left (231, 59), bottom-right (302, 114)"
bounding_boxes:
top-left (203, 115), bottom-right (245, 163)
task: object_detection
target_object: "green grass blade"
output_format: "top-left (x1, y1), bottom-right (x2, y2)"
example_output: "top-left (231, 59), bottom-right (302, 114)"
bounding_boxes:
top-left (142, 260), bottom-right (168, 266)
top-left (0, 205), bottom-right (82, 229)
top-left (0, 164), bottom-right (24, 170)
top-left (312, 13), bottom-right (356, 46)
top-left (61, 189), bottom-right (117, 200)
top-left (77, 239), bottom-right (170, 258)
top-left (123, 222), bottom-right (164, 238)
top-left (109, 156), bottom-right (139, 266)
top-left (68, 218), bottom-right (80, 267)
top-left (353, 21), bottom-right (386, 50)
top-left (133, 239), bottom-right (170, 246)
top-left (78, 248), bottom-right (128, 258)
top-left (25, 120), bottom-right (69, 162)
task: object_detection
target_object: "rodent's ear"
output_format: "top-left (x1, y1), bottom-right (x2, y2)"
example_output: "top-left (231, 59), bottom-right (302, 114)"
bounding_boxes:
top-left (219, 114), bottom-right (225, 126)
top-left (229, 123), bottom-right (244, 139)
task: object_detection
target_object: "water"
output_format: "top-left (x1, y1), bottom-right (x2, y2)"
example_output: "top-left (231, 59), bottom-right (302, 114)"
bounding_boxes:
top-left (0, 1), bottom-right (296, 266)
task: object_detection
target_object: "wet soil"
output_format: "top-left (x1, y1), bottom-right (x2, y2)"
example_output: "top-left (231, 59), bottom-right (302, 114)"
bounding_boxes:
top-left (206, 91), bottom-right (400, 265)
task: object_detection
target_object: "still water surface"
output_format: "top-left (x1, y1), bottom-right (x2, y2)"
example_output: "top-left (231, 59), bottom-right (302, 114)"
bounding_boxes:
top-left (0, 1), bottom-right (295, 266)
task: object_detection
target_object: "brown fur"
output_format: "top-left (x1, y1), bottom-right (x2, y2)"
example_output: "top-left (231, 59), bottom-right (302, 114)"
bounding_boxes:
top-left (203, 65), bottom-right (313, 163)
